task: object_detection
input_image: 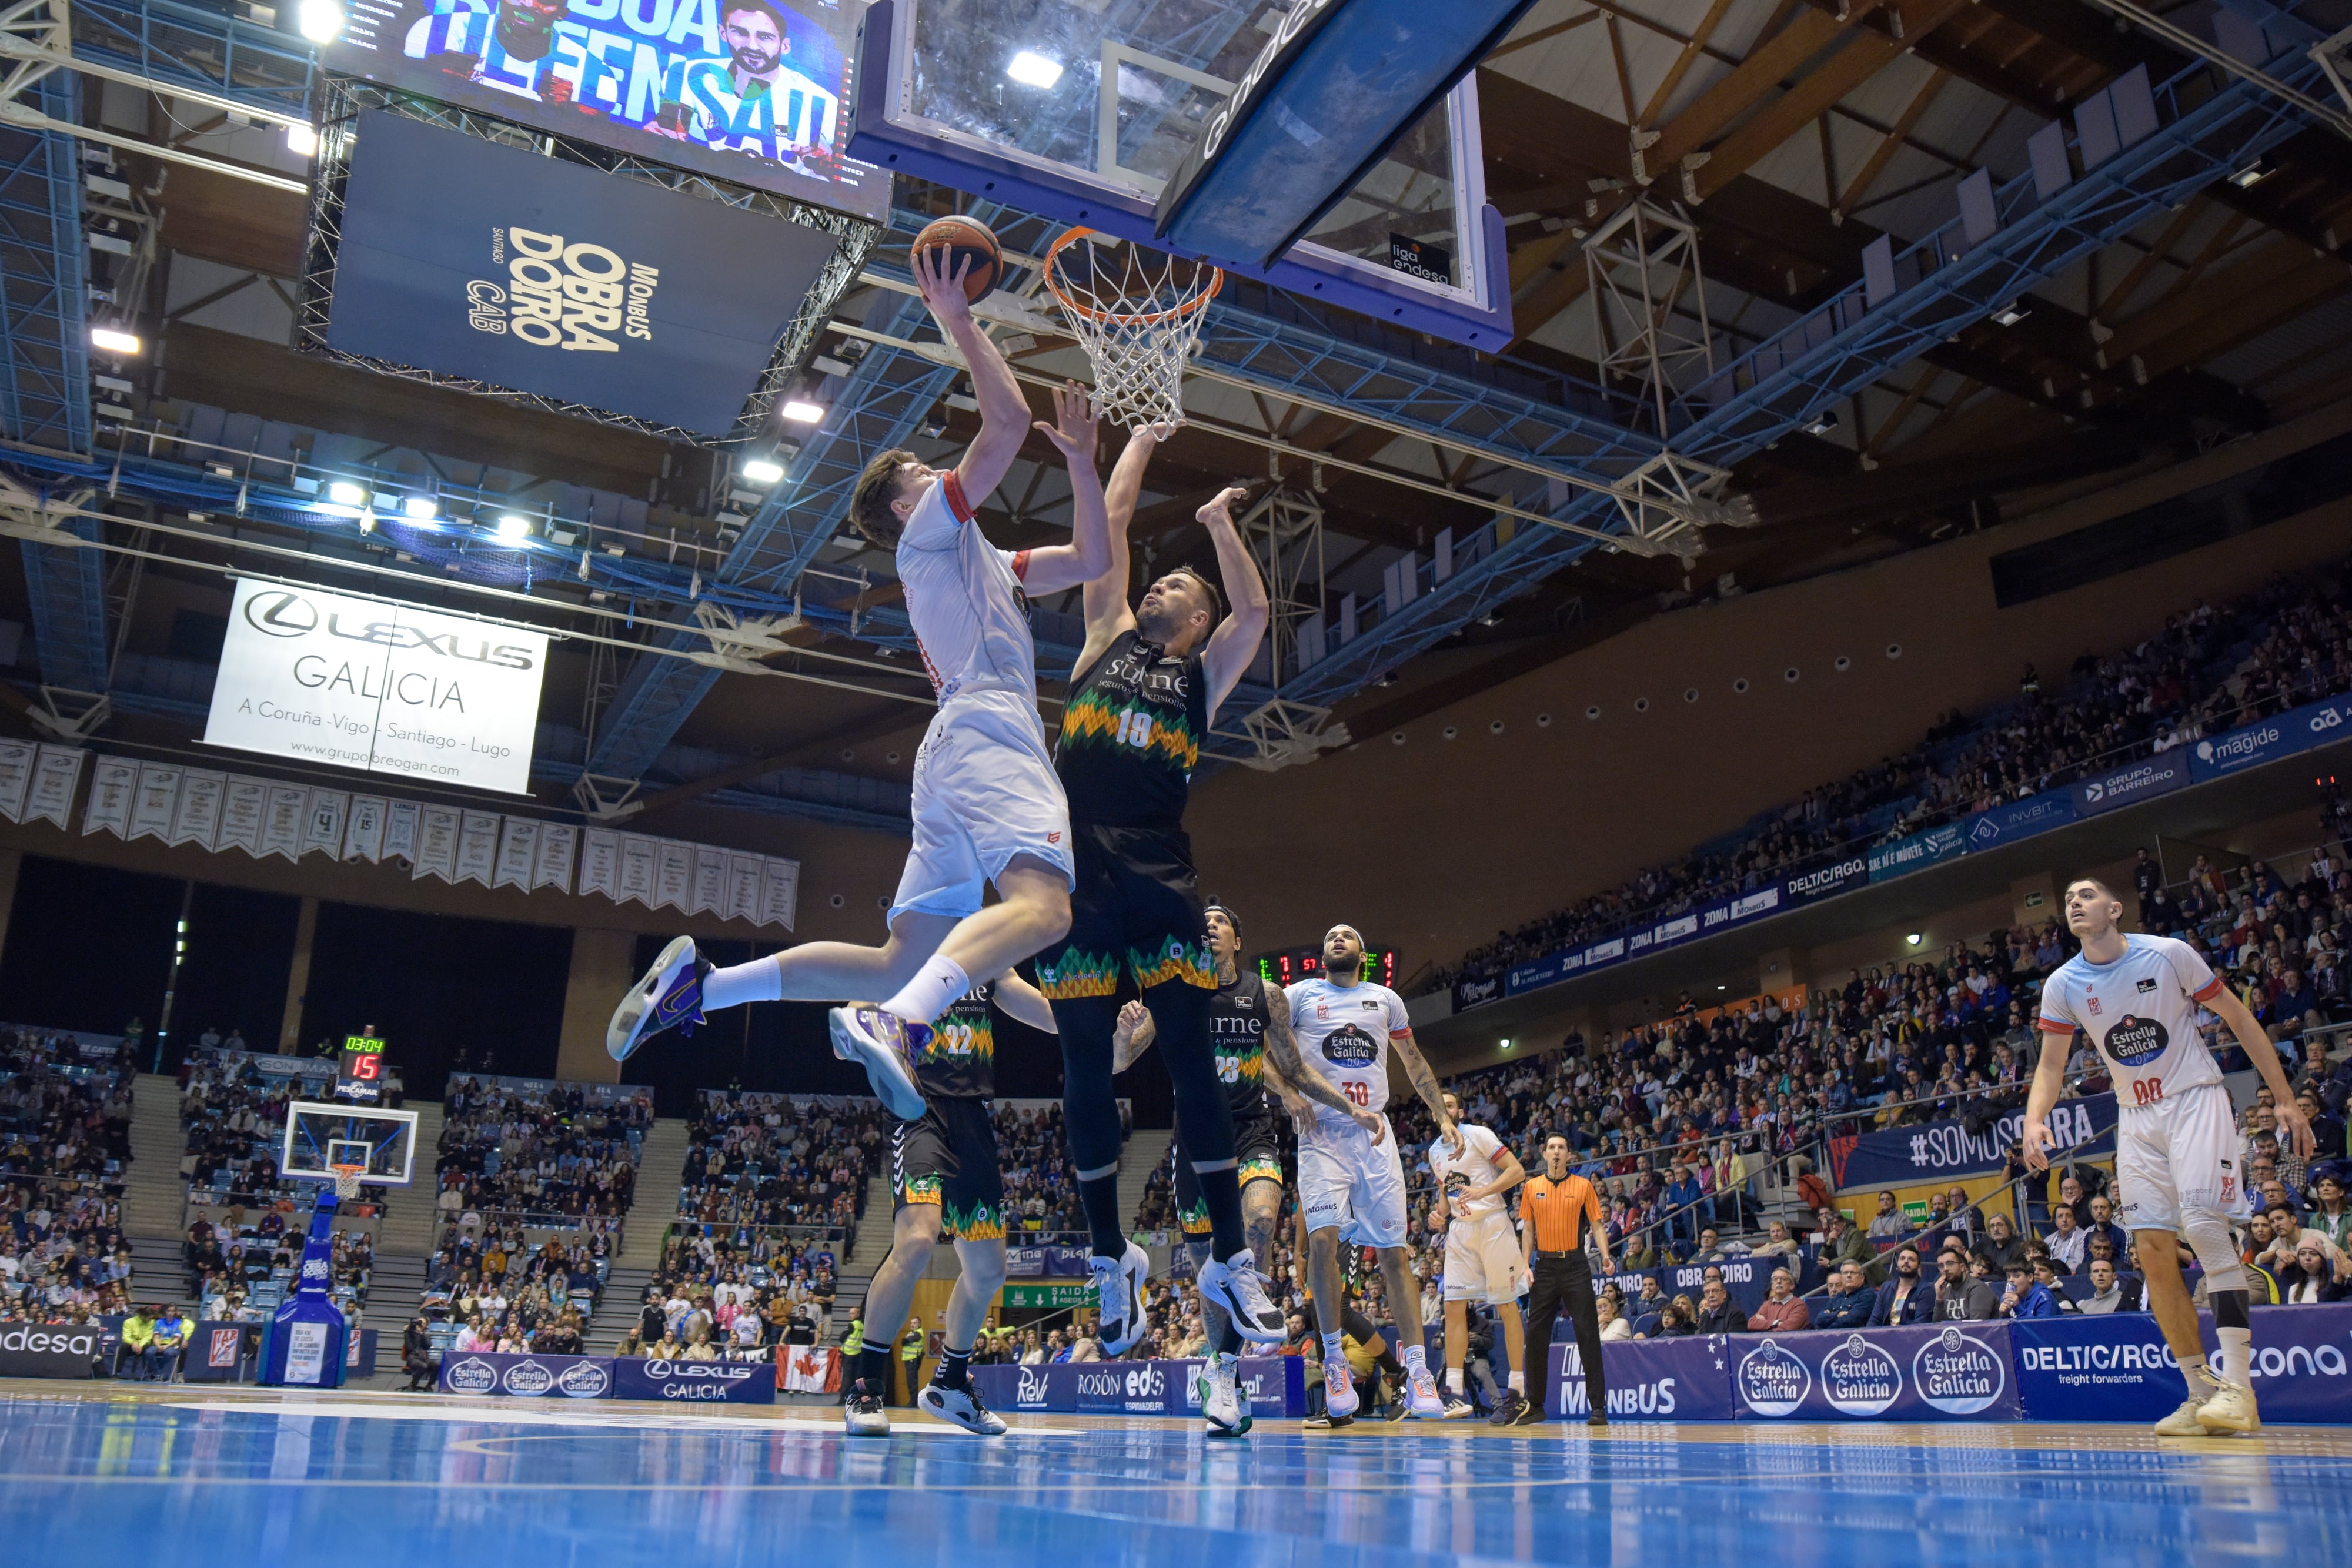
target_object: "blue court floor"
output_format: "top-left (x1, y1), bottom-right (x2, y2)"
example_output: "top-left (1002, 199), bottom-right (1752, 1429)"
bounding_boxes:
top-left (3, 1382), bottom-right (2347, 1566)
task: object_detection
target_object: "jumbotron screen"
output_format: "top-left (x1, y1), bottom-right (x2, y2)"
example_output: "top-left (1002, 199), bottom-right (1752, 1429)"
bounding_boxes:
top-left (322, 0), bottom-right (890, 219)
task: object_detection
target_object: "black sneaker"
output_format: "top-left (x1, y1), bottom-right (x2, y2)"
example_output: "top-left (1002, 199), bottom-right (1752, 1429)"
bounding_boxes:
top-left (844, 1379), bottom-right (890, 1436)
top-left (1302, 1410), bottom-right (1356, 1430)
top-left (1488, 1390), bottom-right (1529, 1426)
top-left (1585, 1413), bottom-right (1609, 1429)
top-left (918, 1378), bottom-right (1007, 1436)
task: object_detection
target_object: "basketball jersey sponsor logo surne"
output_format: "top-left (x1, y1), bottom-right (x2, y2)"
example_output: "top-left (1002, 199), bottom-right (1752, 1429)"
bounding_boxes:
top-left (915, 982), bottom-right (994, 1099)
top-left (2036, 933), bottom-right (2224, 1109)
top-left (1211, 972), bottom-right (1269, 1116)
top-left (1282, 978), bottom-right (1410, 1119)
top-left (896, 474), bottom-right (1037, 706)
top-left (1053, 629), bottom-right (1207, 828)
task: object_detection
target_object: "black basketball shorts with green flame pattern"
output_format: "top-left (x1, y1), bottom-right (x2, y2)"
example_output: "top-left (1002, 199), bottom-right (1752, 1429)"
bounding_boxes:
top-left (890, 1096), bottom-right (1005, 1242)
top-left (1034, 823), bottom-right (1218, 1001)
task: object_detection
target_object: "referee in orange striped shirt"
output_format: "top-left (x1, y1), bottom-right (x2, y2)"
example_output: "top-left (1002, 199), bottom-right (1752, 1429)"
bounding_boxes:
top-left (1519, 1132), bottom-right (1613, 1426)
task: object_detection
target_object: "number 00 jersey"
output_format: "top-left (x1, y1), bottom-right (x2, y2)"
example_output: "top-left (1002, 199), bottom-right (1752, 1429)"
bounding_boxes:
top-left (1054, 628), bottom-right (1208, 830)
top-left (2034, 933), bottom-right (2225, 1107)
top-left (914, 984), bottom-right (997, 1100)
top-left (1210, 971), bottom-right (1271, 1119)
top-left (1281, 977), bottom-right (1411, 1124)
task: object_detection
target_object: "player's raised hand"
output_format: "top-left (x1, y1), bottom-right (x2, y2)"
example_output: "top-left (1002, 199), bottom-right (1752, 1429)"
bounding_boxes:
top-left (2020, 1116), bottom-right (2054, 1172)
top-left (1196, 485), bottom-right (1247, 530)
top-left (1033, 379), bottom-right (1099, 464)
top-left (912, 245), bottom-right (974, 327)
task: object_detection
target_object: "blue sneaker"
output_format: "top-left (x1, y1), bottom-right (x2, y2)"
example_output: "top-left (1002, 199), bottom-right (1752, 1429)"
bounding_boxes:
top-left (828, 1005), bottom-right (929, 1120)
top-left (606, 936), bottom-right (707, 1062)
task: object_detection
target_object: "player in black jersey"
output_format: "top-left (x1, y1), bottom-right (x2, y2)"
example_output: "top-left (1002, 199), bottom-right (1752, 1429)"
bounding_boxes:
top-left (1115, 900), bottom-right (1374, 1431)
top-left (843, 968), bottom-right (1056, 1439)
top-left (1034, 434), bottom-right (1284, 1367)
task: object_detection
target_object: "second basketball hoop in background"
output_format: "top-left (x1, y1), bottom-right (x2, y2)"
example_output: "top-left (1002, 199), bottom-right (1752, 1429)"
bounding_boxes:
top-left (1044, 229), bottom-right (1221, 438)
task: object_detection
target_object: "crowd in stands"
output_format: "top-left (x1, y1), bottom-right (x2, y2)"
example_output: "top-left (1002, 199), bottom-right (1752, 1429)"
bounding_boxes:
top-left (678, 1091), bottom-right (886, 1236)
top-left (1426, 555), bottom-right (2352, 997)
top-left (607, 1228), bottom-right (840, 1359)
top-left (182, 1209), bottom-right (375, 1320)
top-left (0, 1028), bottom-right (139, 1321)
top-left (1, 1186), bottom-right (133, 1321)
top-left (431, 1076), bottom-right (649, 1235)
top-left (176, 1052), bottom-right (298, 1204)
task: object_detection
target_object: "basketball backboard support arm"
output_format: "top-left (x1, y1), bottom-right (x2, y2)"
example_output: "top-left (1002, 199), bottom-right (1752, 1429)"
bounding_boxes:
top-left (846, 0), bottom-right (1512, 349)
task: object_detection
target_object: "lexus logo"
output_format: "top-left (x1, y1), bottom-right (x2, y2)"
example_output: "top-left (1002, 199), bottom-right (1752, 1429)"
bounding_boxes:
top-left (244, 590), bottom-right (318, 637)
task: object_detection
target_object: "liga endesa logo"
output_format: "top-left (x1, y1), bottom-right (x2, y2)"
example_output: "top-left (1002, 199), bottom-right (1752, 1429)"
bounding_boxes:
top-left (0, 1325), bottom-right (99, 1356)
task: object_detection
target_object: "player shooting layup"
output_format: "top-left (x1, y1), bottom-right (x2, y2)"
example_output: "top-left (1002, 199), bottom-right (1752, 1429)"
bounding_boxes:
top-left (2024, 875), bottom-right (2313, 1436)
top-left (1289, 924), bottom-right (1457, 1422)
top-left (605, 246), bottom-right (1112, 1104)
top-left (1033, 430), bottom-right (1285, 1365)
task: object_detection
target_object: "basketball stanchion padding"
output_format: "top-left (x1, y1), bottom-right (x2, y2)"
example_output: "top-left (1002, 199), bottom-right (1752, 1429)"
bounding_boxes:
top-left (911, 214), bottom-right (1003, 301)
top-left (1044, 228), bottom-right (1222, 438)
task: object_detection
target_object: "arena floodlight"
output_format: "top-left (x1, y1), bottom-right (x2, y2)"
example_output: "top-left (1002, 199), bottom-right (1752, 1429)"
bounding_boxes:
top-left (286, 123), bottom-right (319, 158)
top-left (495, 514), bottom-right (531, 541)
top-left (1007, 51), bottom-right (1064, 89)
top-left (402, 496), bottom-right (439, 521)
top-left (327, 480), bottom-right (366, 507)
top-left (779, 400), bottom-right (825, 424)
top-left (298, 0), bottom-right (344, 42)
top-left (90, 326), bottom-right (141, 355)
top-left (740, 457), bottom-right (787, 483)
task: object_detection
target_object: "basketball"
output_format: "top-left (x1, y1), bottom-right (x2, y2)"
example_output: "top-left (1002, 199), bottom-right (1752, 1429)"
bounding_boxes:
top-left (912, 214), bottom-right (1003, 302)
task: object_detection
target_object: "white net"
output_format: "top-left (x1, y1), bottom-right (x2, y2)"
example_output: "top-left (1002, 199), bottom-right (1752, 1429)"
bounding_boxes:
top-left (1044, 229), bottom-right (1222, 437)
top-left (330, 1166), bottom-right (365, 1201)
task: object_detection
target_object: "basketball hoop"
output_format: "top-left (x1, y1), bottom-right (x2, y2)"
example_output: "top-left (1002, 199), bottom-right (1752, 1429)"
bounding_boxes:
top-left (1044, 228), bottom-right (1222, 437)
top-left (329, 1164), bottom-right (366, 1202)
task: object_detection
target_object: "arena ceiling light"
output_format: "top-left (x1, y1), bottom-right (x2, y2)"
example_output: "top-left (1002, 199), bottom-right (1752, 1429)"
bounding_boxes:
top-left (495, 514), bottom-right (531, 541)
top-left (1006, 51), bottom-right (1064, 89)
top-left (1800, 410), bottom-right (1839, 437)
top-left (286, 123), bottom-right (319, 158)
top-left (326, 480), bottom-right (366, 508)
top-left (779, 400), bottom-right (826, 424)
top-left (1907, 932), bottom-right (1923, 945)
top-left (2229, 155), bottom-right (2275, 188)
top-left (298, 0), bottom-right (345, 42)
top-left (1990, 301), bottom-right (2030, 327)
top-left (739, 457), bottom-right (787, 483)
top-left (90, 326), bottom-right (141, 355)
top-left (401, 496), bottom-right (439, 521)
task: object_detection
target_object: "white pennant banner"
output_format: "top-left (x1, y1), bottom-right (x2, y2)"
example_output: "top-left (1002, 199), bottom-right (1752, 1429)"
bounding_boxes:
top-left (216, 777), bottom-right (266, 855)
top-left (82, 757), bottom-right (136, 838)
top-left (533, 822), bottom-right (577, 893)
top-left (493, 817), bottom-right (538, 890)
top-left (0, 739), bottom-right (35, 824)
top-left (170, 770), bottom-right (226, 849)
top-left (412, 805), bottom-right (460, 882)
top-left (455, 810), bottom-right (501, 887)
top-left (129, 763), bottom-right (182, 843)
top-left (342, 795), bottom-right (387, 862)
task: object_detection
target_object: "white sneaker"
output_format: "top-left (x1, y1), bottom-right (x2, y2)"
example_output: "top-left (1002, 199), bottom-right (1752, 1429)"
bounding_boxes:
top-left (1322, 1357), bottom-right (1359, 1422)
top-left (827, 1005), bottom-right (929, 1121)
top-left (1196, 1248), bottom-right (1286, 1346)
top-left (2195, 1380), bottom-right (2261, 1435)
top-left (2154, 1396), bottom-right (2211, 1437)
top-left (918, 1379), bottom-right (1007, 1436)
top-left (844, 1383), bottom-right (890, 1437)
top-left (1404, 1363), bottom-right (1446, 1419)
top-left (1091, 1241), bottom-right (1152, 1356)
top-left (1198, 1353), bottom-right (1251, 1437)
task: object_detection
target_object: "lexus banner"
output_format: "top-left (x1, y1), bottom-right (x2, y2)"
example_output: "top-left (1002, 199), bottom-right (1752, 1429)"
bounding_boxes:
top-left (203, 579), bottom-right (548, 794)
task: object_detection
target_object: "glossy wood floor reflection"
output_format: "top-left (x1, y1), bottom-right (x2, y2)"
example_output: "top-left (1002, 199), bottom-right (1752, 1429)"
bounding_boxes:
top-left (3, 1382), bottom-right (2346, 1566)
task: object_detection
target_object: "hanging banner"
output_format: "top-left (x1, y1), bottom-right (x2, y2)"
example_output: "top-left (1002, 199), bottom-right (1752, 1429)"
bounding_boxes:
top-left (691, 846), bottom-right (726, 916)
top-left (579, 828), bottom-right (620, 901)
top-left (383, 798), bottom-right (421, 863)
top-left (760, 857), bottom-right (798, 931)
top-left (303, 788), bottom-right (351, 858)
top-left (216, 777), bottom-right (267, 854)
top-left (81, 758), bottom-right (136, 838)
top-left (654, 840), bottom-right (693, 912)
top-left (2071, 753), bottom-right (2191, 818)
top-left (260, 784), bottom-right (309, 861)
top-left (343, 795), bottom-right (387, 862)
top-left (129, 763), bottom-right (182, 842)
top-left (534, 822), bottom-right (578, 894)
top-left (413, 805), bottom-right (461, 882)
top-left (0, 738), bottom-right (34, 823)
top-left (1827, 1092), bottom-right (2117, 1189)
top-left (494, 817), bottom-right (539, 890)
top-left (456, 810), bottom-right (502, 886)
top-left (617, 834), bottom-right (657, 907)
top-left (25, 745), bottom-right (83, 829)
top-left (1868, 821), bottom-right (1968, 882)
top-left (171, 770), bottom-right (226, 848)
top-left (726, 852), bottom-right (763, 925)
top-left (2190, 694), bottom-right (2352, 782)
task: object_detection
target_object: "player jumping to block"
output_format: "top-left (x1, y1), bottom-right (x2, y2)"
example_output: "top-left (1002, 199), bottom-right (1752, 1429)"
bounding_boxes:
top-left (1289, 924), bottom-right (1456, 1422)
top-left (2024, 875), bottom-right (2314, 1437)
top-left (1034, 437), bottom-right (1282, 1364)
top-left (606, 243), bottom-right (1111, 1116)
top-left (1112, 898), bottom-right (1377, 1433)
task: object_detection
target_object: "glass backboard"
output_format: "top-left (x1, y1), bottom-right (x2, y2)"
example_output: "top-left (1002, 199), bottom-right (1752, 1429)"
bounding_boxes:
top-left (848, 0), bottom-right (1510, 346)
top-left (282, 1102), bottom-right (419, 1186)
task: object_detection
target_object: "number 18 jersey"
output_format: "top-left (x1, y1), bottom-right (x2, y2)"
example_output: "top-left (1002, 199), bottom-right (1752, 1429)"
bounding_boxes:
top-left (2034, 933), bottom-right (2225, 1108)
top-left (1282, 977), bottom-right (1411, 1124)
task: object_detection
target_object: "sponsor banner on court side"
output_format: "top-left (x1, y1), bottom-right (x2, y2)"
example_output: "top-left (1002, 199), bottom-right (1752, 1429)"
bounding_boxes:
top-left (1869, 822), bottom-right (1969, 883)
top-left (439, 1350), bottom-right (616, 1399)
top-left (2070, 753), bottom-right (2191, 818)
top-left (1655, 1256), bottom-right (1793, 1313)
top-left (612, 1356), bottom-right (775, 1404)
top-left (1828, 1093), bottom-right (2116, 1189)
top-left (1731, 1323), bottom-right (2021, 1422)
top-left (1963, 788), bottom-right (2075, 850)
top-left (974, 1358), bottom-right (1304, 1417)
top-left (0, 1322), bottom-right (109, 1379)
top-left (2190, 694), bottom-right (2352, 783)
top-left (2226, 1302), bottom-right (2352, 1423)
top-left (1546, 1335), bottom-right (1735, 1422)
top-left (2007, 1313), bottom-right (2191, 1423)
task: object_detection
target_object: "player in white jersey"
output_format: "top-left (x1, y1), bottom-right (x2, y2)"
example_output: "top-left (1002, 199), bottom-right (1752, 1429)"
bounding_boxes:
top-left (2025, 875), bottom-right (2313, 1437)
top-left (1425, 1091), bottom-right (1529, 1421)
top-left (605, 246), bottom-right (1113, 1113)
top-left (1284, 924), bottom-right (1458, 1422)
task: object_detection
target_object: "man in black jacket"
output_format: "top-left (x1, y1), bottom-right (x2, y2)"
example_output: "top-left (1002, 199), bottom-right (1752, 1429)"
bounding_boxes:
top-left (1869, 1246), bottom-right (1936, 1326)
top-left (2074, 1256), bottom-right (2144, 1314)
top-left (1816, 1261), bottom-right (1878, 1330)
top-left (401, 1318), bottom-right (436, 1391)
top-left (1693, 1279), bottom-right (1742, 1335)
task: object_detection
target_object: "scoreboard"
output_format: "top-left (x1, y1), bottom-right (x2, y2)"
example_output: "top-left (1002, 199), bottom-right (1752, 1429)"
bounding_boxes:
top-left (336, 1035), bottom-right (386, 1101)
top-left (1255, 945), bottom-right (1400, 988)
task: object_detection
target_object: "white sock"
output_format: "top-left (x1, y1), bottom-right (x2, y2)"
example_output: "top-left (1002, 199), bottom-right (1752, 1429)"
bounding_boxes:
top-left (1403, 1343), bottom-right (1427, 1372)
top-left (700, 958), bottom-right (780, 1013)
top-left (2179, 1352), bottom-right (2214, 1390)
top-left (882, 954), bottom-right (971, 1027)
top-left (1445, 1366), bottom-right (1464, 1393)
top-left (1507, 1370), bottom-right (1525, 1393)
top-left (2216, 1328), bottom-right (2253, 1390)
top-left (1321, 1332), bottom-right (1344, 1364)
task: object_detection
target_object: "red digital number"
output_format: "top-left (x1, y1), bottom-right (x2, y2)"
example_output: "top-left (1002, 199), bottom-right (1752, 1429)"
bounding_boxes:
top-left (352, 1054), bottom-right (380, 1081)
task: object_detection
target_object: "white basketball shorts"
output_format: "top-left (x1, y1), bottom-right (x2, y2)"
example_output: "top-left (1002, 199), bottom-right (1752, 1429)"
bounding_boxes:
top-left (1297, 1112), bottom-right (1408, 1249)
top-left (1442, 1209), bottom-right (1525, 1304)
top-left (890, 689), bottom-right (1074, 925)
top-left (2113, 1079), bottom-right (2241, 1234)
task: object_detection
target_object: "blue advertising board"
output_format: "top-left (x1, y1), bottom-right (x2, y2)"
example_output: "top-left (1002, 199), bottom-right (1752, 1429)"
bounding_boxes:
top-left (1783, 855), bottom-right (1870, 907)
top-left (974, 1357), bottom-right (1305, 1417)
top-left (328, 110), bottom-right (843, 434)
top-left (1963, 788), bottom-right (2076, 850)
top-left (1545, 1335), bottom-right (1736, 1421)
top-left (1869, 821), bottom-right (1969, 882)
top-left (2070, 752), bottom-right (2192, 817)
top-left (610, 1355), bottom-right (776, 1404)
top-left (1730, 1322), bottom-right (2022, 1421)
top-left (2190, 694), bottom-right (2352, 782)
top-left (2007, 1312), bottom-right (2190, 1423)
top-left (1827, 1093), bottom-right (2116, 1189)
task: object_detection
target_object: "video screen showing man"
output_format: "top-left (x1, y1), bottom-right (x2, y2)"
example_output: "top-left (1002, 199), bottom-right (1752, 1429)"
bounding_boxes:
top-left (652, 1), bottom-right (844, 173)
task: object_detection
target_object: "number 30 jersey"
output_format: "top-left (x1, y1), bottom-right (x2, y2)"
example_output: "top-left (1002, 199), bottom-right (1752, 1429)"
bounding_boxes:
top-left (1282, 977), bottom-right (1412, 1124)
top-left (1054, 628), bottom-right (1207, 830)
top-left (2034, 933), bottom-right (2226, 1108)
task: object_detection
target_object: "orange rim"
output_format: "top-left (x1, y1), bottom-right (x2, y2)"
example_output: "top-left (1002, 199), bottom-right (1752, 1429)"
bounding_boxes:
top-left (1044, 227), bottom-right (1223, 327)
